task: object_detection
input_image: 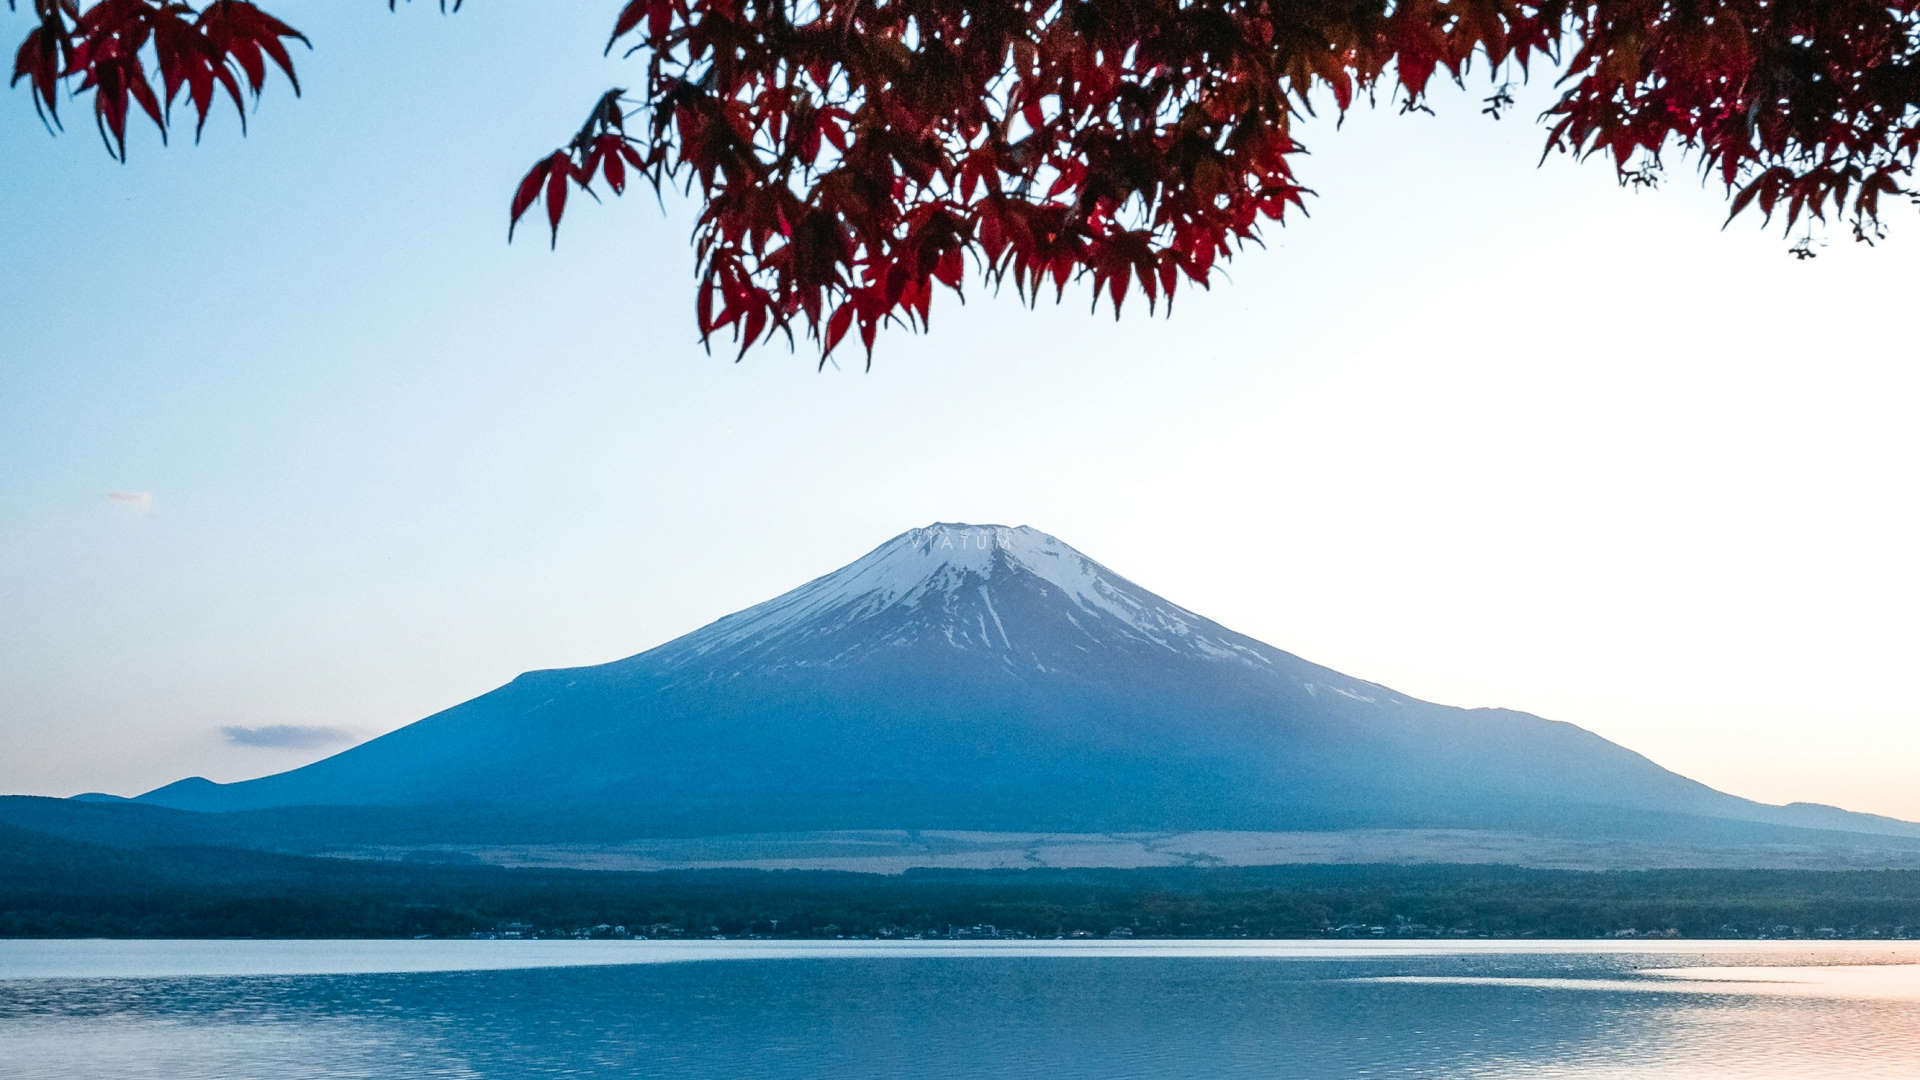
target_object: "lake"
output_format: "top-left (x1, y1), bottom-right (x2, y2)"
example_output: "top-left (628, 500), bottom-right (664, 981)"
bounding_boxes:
top-left (3, 939), bottom-right (1918, 1078)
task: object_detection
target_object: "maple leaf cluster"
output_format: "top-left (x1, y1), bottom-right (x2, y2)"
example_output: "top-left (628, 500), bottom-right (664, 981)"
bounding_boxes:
top-left (1547, 1), bottom-right (1920, 247)
top-left (9, 0), bottom-right (310, 159)
top-left (518, 0), bottom-right (1920, 361)
top-left (13, 2), bottom-right (1920, 361)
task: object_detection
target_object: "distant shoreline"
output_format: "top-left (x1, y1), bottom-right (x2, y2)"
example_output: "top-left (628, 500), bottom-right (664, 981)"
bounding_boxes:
top-left (6, 936), bottom-right (1919, 984)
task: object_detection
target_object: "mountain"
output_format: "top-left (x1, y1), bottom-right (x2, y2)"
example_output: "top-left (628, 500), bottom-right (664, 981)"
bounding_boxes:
top-left (134, 523), bottom-right (1920, 846)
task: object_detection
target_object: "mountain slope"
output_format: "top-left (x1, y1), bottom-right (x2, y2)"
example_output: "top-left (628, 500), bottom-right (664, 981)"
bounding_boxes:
top-left (135, 523), bottom-right (1920, 844)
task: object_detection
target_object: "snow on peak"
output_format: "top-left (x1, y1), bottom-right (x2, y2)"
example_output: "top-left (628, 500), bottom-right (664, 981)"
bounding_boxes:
top-left (656, 522), bottom-right (1278, 670)
top-left (758, 522), bottom-right (1192, 631)
top-left (847, 523), bottom-right (1097, 602)
top-left (631, 521), bottom-right (1404, 704)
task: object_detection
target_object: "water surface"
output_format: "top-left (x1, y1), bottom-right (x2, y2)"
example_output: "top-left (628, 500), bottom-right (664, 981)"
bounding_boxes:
top-left (3, 939), bottom-right (1916, 1078)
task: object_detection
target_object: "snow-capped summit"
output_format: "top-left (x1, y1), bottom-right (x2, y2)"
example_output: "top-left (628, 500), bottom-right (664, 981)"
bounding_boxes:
top-left (649, 522), bottom-right (1293, 679)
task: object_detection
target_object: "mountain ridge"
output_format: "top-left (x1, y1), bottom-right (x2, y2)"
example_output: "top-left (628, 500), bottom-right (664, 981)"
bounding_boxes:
top-left (130, 523), bottom-right (1920, 849)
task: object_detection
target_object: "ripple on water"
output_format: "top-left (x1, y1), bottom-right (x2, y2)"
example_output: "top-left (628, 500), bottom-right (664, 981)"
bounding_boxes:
top-left (1, 941), bottom-right (1917, 1079)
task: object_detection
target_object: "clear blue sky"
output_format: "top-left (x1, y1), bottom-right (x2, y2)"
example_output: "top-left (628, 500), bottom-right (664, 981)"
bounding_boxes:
top-left (4, 2), bottom-right (1918, 817)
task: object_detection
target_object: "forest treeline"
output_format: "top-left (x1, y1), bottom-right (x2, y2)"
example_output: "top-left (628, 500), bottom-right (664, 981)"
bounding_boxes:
top-left (6, 822), bottom-right (1920, 940)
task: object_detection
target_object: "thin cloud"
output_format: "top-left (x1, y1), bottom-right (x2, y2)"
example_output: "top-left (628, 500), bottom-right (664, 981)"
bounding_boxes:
top-left (220, 724), bottom-right (357, 750)
top-left (105, 491), bottom-right (156, 514)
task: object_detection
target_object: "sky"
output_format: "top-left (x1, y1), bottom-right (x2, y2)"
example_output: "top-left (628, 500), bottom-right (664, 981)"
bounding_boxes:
top-left (3, 3), bottom-right (1919, 819)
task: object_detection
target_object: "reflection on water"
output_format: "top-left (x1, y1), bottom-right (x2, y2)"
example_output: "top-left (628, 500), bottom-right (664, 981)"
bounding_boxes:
top-left (1369, 963), bottom-right (1920, 1001)
top-left (2, 941), bottom-right (1917, 1079)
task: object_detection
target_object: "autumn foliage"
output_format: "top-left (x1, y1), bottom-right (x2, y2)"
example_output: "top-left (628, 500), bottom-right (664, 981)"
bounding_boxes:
top-left (11, 0), bottom-right (307, 159)
top-left (14, 1), bottom-right (1920, 361)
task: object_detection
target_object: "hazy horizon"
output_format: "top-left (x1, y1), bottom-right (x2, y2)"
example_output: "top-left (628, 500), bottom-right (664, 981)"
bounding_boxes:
top-left (4, 6), bottom-right (1918, 820)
